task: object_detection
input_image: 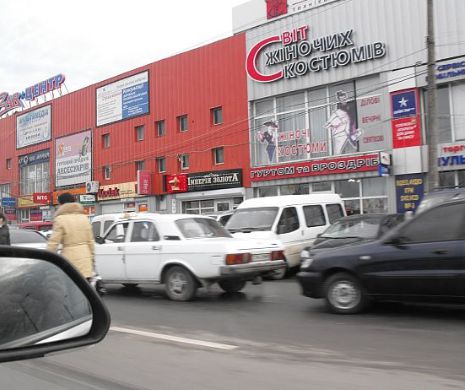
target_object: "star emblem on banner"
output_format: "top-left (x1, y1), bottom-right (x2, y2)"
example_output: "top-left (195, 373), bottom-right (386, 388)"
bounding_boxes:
top-left (398, 97), bottom-right (408, 107)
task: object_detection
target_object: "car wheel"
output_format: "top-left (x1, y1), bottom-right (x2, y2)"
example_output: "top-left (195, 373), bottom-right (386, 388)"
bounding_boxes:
top-left (323, 272), bottom-right (367, 314)
top-left (122, 283), bottom-right (138, 288)
top-left (218, 279), bottom-right (246, 293)
top-left (266, 265), bottom-right (287, 280)
top-left (165, 266), bottom-right (197, 301)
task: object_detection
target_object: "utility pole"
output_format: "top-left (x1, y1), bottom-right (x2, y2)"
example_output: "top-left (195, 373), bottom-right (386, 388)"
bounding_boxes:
top-left (426, 0), bottom-right (439, 192)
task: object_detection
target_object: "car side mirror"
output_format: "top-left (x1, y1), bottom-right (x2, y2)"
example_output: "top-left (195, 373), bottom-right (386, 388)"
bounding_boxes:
top-left (95, 236), bottom-right (105, 244)
top-left (384, 235), bottom-right (408, 247)
top-left (0, 246), bottom-right (110, 363)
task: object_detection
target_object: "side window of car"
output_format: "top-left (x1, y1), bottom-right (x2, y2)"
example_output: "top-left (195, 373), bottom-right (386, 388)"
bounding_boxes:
top-left (92, 221), bottom-right (101, 238)
top-left (400, 203), bottom-right (465, 243)
top-left (326, 204), bottom-right (344, 224)
top-left (105, 222), bottom-right (129, 243)
top-left (277, 207), bottom-right (300, 234)
top-left (103, 220), bottom-right (114, 235)
top-left (131, 221), bottom-right (160, 242)
top-left (303, 205), bottom-right (326, 227)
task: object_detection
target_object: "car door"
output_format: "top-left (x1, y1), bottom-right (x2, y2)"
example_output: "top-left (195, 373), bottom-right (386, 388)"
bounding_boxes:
top-left (95, 221), bottom-right (129, 281)
top-left (275, 206), bottom-right (302, 267)
top-left (359, 202), bottom-right (465, 298)
top-left (124, 221), bottom-right (163, 282)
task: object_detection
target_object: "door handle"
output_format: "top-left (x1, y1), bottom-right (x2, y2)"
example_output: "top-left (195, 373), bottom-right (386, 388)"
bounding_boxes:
top-left (433, 249), bottom-right (448, 255)
top-left (152, 245), bottom-right (161, 251)
top-left (117, 246), bottom-right (124, 251)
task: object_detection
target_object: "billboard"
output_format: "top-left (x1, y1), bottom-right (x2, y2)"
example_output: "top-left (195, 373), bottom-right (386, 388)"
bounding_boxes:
top-left (96, 71), bottom-right (149, 126)
top-left (16, 105), bottom-right (52, 148)
top-left (55, 130), bottom-right (92, 187)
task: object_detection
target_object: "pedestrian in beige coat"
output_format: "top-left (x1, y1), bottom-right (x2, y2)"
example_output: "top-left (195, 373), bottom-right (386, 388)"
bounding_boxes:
top-left (47, 192), bottom-right (95, 279)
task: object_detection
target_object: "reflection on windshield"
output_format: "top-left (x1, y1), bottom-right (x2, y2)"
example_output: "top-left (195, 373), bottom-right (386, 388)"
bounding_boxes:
top-left (225, 207), bottom-right (278, 232)
top-left (321, 218), bottom-right (381, 239)
top-left (176, 218), bottom-right (232, 239)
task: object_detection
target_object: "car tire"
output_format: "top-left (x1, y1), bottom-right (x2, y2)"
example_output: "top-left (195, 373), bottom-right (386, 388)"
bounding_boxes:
top-left (218, 279), bottom-right (246, 293)
top-left (323, 272), bottom-right (367, 314)
top-left (266, 265), bottom-right (288, 280)
top-left (165, 266), bottom-right (197, 301)
top-left (122, 283), bottom-right (138, 288)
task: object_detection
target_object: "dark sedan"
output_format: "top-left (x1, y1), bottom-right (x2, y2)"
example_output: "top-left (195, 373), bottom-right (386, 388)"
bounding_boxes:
top-left (297, 199), bottom-right (465, 314)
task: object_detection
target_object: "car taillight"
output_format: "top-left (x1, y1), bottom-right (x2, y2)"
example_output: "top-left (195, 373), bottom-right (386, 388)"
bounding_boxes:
top-left (271, 250), bottom-right (284, 261)
top-left (225, 253), bottom-right (252, 265)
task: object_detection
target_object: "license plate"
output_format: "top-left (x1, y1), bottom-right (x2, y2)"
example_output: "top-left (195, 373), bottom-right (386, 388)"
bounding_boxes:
top-left (253, 253), bottom-right (269, 262)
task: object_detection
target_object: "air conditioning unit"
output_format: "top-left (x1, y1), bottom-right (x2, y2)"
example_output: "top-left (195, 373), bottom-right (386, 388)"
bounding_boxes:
top-left (86, 181), bottom-right (99, 194)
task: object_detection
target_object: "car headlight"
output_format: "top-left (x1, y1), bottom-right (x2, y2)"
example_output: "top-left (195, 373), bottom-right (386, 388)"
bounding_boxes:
top-left (300, 258), bottom-right (314, 269)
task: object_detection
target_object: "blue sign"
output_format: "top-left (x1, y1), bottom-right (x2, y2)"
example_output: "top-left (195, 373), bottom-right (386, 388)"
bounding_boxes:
top-left (391, 90), bottom-right (417, 119)
top-left (395, 174), bottom-right (424, 213)
top-left (122, 81), bottom-right (149, 119)
top-left (378, 164), bottom-right (390, 177)
top-left (18, 149), bottom-right (50, 167)
top-left (1, 197), bottom-right (16, 208)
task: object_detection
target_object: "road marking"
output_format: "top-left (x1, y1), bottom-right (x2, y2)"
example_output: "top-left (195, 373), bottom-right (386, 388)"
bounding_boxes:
top-left (110, 326), bottom-right (239, 351)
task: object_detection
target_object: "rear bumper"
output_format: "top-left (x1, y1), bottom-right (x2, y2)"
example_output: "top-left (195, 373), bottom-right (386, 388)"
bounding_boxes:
top-left (296, 271), bottom-right (324, 298)
top-left (220, 260), bottom-right (286, 277)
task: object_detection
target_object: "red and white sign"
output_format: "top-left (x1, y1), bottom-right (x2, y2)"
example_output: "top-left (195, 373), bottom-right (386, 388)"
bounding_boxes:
top-left (165, 174), bottom-right (188, 193)
top-left (33, 192), bottom-right (51, 204)
top-left (250, 153), bottom-right (380, 182)
top-left (30, 209), bottom-right (43, 222)
top-left (391, 116), bottom-right (421, 148)
top-left (137, 170), bottom-right (152, 195)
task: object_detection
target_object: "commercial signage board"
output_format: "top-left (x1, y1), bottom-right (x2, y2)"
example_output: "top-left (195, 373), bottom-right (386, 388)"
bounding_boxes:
top-left (55, 130), bottom-right (92, 187)
top-left (16, 105), bottom-right (52, 148)
top-left (97, 182), bottom-right (139, 201)
top-left (19, 149), bottom-right (50, 167)
top-left (33, 192), bottom-right (51, 204)
top-left (137, 170), bottom-right (152, 195)
top-left (390, 89), bottom-right (421, 148)
top-left (266, 0), bottom-right (341, 19)
top-left (96, 71), bottom-right (149, 126)
top-left (395, 174), bottom-right (424, 213)
top-left (1, 197), bottom-right (16, 208)
top-left (438, 142), bottom-right (465, 170)
top-left (165, 174), bottom-right (188, 193)
top-left (187, 169), bottom-right (243, 192)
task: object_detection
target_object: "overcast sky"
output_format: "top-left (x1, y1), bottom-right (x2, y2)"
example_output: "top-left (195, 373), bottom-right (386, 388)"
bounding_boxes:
top-left (0, 0), bottom-right (250, 93)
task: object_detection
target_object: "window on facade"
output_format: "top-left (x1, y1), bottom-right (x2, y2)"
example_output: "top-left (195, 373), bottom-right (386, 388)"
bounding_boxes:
top-left (437, 86), bottom-right (452, 143)
top-left (211, 107), bottom-right (223, 125)
top-left (156, 120), bottom-right (165, 137)
top-left (157, 157), bottom-right (166, 173)
top-left (257, 186), bottom-right (279, 197)
top-left (104, 165), bottom-right (111, 180)
top-left (280, 184), bottom-right (309, 195)
top-left (102, 133), bottom-right (110, 148)
top-left (6, 159), bottom-right (11, 170)
top-left (303, 205), bottom-right (326, 227)
top-left (452, 83), bottom-right (465, 141)
top-left (335, 180), bottom-right (360, 198)
top-left (20, 162), bottom-right (50, 195)
top-left (439, 171), bottom-right (456, 187)
top-left (213, 147), bottom-right (224, 164)
top-left (136, 125), bottom-right (145, 141)
top-left (182, 199), bottom-right (215, 215)
top-left (178, 115), bottom-right (188, 132)
top-left (312, 182), bottom-right (332, 192)
top-left (136, 160), bottom-right (145, 172)
top-left (180, 154), bottom-right (189, 169)
top-left (0, 183), bottom-right (10, 199)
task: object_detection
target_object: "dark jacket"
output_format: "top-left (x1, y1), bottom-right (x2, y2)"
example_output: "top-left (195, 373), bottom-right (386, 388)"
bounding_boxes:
top-left (0, 224), bottom-right (10, 245)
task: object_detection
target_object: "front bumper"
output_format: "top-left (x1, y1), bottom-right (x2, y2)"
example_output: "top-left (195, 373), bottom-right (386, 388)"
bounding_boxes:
top-left (220, 260), bottom-right (286, 277)
top-left (296, 271), bottom-right (324, 298)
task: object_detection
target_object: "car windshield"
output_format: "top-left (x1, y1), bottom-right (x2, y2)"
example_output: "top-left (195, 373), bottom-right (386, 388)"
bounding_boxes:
top-left (225, 207), bottom-right (278, 232)
top-left (10, 230), bottom-right (48, 244)
top-left (321, 216), bottom-right (383, 239)
top-left (175, 218), bottom-right (232, 239)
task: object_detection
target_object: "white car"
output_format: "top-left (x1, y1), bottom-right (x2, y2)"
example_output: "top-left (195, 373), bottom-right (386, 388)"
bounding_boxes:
top-left (95, 213), bottom-right (285, 301)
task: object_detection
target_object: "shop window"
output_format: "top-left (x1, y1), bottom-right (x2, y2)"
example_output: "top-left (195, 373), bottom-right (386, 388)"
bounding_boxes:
top-left (335, 180), bottom-right (360, 198)
top-left (180, 154), bottom-right (189, 170)
top-left (343, 199), bottom-right (361, 215)
top-left (312, 182), bottom-right (332, 192)
top-left (182, 199), bottom-right (215, 215)
top-left (102, 133), bottom-right (110, 148)
top-left (280, 184), bottom-right (309, 195)
top-left (104, 165), bottom-right (111, 180)
top-left (257, 186), bottom-right (278, 197)
top-left (157, 157), bottom-right (166, 173)
top-left (303, 205), bottom-right (326, 227)
top-left (437, 86), bottom-right (452, 143)
top-left (458, 170), bottom-right (465, 186)
top-left (135, 125), bottom-right (145, 141)
top-left (213, 147), bottom-right (224, 165)
top-left (362, 198), bottom-right (388, 214)
top-left (156, 120), bottom-right (165, 137)
top-left (233, 197), bottom-right (243, 208)
top-left (276, 92), bottom-right (305, 112)
top-left (211, 107), bottom-right (223, 125)
top-left (362, 177), bottom-right (386, 197)
top-left (178, 115), bottom-right (188, 132)
top-left (216, 202), bottom-right (230, 212)
top-left (439, 171), bottom-right (456, 187)
top-left (452, 83), bottom-right (465, 141)
top-left (6, 158), bottom-right (11, 170)
top-left (255, 99), bottom-right (274, 117)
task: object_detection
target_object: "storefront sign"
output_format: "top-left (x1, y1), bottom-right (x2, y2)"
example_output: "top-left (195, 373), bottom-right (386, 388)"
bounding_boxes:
top-left (138, 203), bottom-right (148, 212)
top-left (356, 94), bottom-right (389, 152)
top-left (391, 90), bottom-right (417, 119)
top-left (266, 0), bottom-right (341, 19)
top-left (18, 149), bottom-right (50, 167)
top-left (1, 197), bottom-right (16, 208)
top-left (3, 208), bottom-right (16, 221)
top-left (137, 170), bottom-right (152, 195)
top-left (96, 71), bottom-right (149, 126)
top-left (83, 206), bottom-right (96, 216)
top-left (79, 194), bottom-right (96, 204)
top-left (246, 25), bottom-right (386, 83)
top-left (395, 174), bottom-right (424, 213)
top-left (390, 89), bottom-right (421, 148)
top-left (55, 130), bottom-right (92, 187)
top-left (187, 169), bottom-right (243, 192)
top-left (17, 196), bottom-right (36, 208)
top-left (32, 192), bottom-right (51, 204)
top-left (250, 153), bottom-right (379, 182)
top-left (436, 58), bottom-right (465, 83)
top-left (16, 105), bottom-right (52, 148)
top-left (0, 74), bottom-right (64, 117)
top-left (438, 142), bottom-right (465, 169)
top-left (30, 209), bottom-right (43, 222)
top-left (165, 174), bottom-right (188, 193)
top-left (98, 182), bottom-right (139, 201)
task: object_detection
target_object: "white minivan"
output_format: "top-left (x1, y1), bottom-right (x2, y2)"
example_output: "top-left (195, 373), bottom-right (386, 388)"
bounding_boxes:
top-left (225, 194), bottom-right (345, 278)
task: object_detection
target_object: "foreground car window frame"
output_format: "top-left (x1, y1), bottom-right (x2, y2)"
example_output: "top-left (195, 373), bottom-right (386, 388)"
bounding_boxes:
top-left (0, 245), bottom-right (111, 363)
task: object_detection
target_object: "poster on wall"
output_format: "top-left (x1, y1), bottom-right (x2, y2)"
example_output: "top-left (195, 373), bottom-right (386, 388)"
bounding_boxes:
top-left (357, 94), bottom-right (390, 152)
top-left (55, 130), bottom-right (92, 187)
top-left (96, 71), bottom-right (149, 126)
top-left (16, 105), bottom-right (52, 148)
top-left (395, 174), bottom-right (424, 213)
top-left (390, 89), bottom-right (422, 148)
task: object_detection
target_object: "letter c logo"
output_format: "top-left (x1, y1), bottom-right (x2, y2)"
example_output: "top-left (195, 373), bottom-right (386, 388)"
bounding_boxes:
top-left (246, 35), bottom-right (283, 83)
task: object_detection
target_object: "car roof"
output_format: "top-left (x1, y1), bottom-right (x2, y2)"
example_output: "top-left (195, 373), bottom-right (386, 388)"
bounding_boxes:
top-left (237, 194), bottom-right (342, 208)
top-left (114, 213), bottom-right (213, 223)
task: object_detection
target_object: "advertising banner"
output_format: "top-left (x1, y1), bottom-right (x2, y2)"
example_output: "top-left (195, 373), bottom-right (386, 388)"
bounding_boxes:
top-left (395, 174), bottom-right (424, 213)
top-left (137, 170), bottom-right (152, 195)
top-left (165, 174), bottom-right (188, 193)
top-left (1, 197), bottom-right (16, 208)
top-left (97, 182), bottom-right (138, 201)
top-left (33, 192), bottom-right (51, 204)
top-left (55, 130), bottom-right (92, 187)
top-left (96, 71), bottom-right (149, 126)
top-left (3, 208), bottom-right (16, 221)
top-left (250, 153), bottom-right (380, 182)
top-left (30, 209), bottom-right (43, 222)
top-left (16, 105), bottom-right (52, 148)
top-left (438, 142), bottom-right (465, 170)
top-left (390, 89), bottom-right (422, 148)
top-left (187, 170), bottom-right (243, 192)
top-left (19, 149), bottom-right (50, 167)
top-left (357, 94), bottom-right (389, 152)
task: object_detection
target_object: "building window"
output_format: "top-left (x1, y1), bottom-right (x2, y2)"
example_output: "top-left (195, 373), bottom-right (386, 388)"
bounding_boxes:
top-left (104, 165), bottom-right (111, 180)
top-left (179, 154), bottom-right (189, 169)
top-left (6, 159), bottom-right (11, 170)
top-left (211, 107), bottom-right (223, 125)
top-left (136, 125), bottom-right (145, 141)
top-left (156, 120), bottom-right (165, 137)
top-left (157, 157), bottom-right (166, 173)
top-left (136, 160), bottom-right (145, 172)
top-left (178, 115), bottom-right (188, 132)
top-left (213, 147), bottom-right (224, 164)
top-left (102, 133), bottom-right (110, 148)
top-left (20, 162), bottom-right (49, 195)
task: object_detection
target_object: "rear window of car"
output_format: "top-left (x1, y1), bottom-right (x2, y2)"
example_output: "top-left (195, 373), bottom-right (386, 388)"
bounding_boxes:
top-left (10, 230), bottom-right (47, 244)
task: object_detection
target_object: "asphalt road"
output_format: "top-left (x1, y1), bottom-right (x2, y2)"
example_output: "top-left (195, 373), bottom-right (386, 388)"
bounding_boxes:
top-left (2, 279), bottom-right (465, 389)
